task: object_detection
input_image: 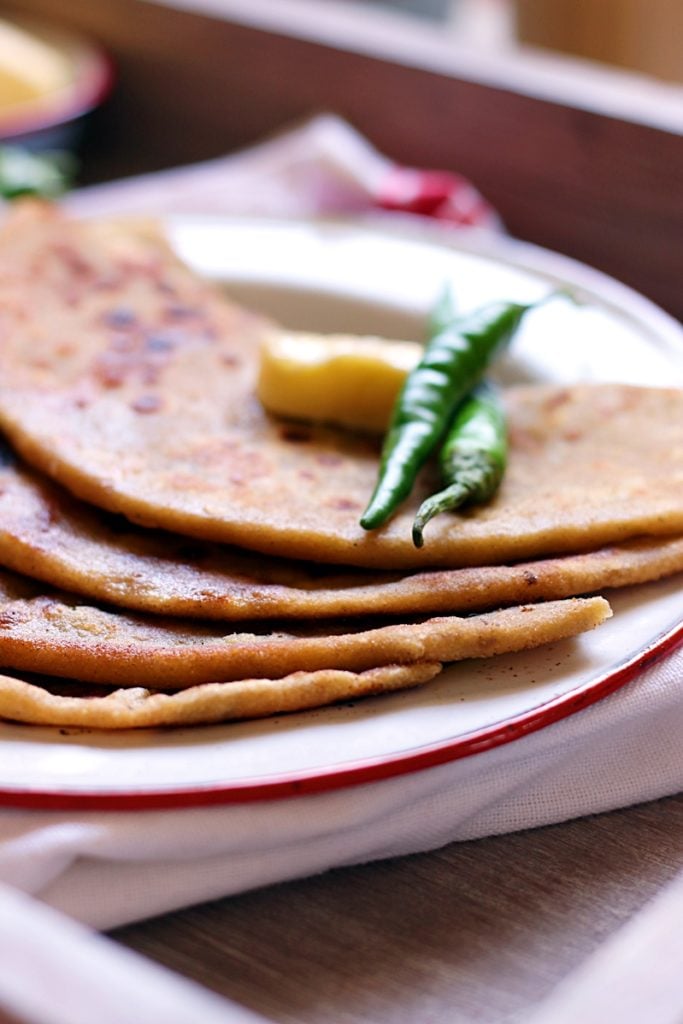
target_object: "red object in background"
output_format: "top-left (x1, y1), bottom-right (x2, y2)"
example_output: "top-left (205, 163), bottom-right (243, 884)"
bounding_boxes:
top-left (378, 165), bottom-right (501, 228)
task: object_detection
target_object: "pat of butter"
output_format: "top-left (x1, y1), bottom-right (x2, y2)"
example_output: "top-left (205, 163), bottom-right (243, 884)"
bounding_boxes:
top-left (257, 330), bottom-right (422, 433)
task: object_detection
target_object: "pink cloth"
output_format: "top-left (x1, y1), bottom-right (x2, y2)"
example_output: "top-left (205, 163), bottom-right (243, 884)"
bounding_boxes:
top-left (68, 113), bottom-right (501, 228)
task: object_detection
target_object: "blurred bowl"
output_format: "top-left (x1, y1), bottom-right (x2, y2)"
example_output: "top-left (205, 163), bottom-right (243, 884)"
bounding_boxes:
top-left (0, 15), bottom-right (113, 153)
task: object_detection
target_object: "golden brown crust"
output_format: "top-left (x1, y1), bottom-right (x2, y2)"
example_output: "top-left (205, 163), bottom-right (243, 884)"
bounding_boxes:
top-left (0, 205), bottom-right (680, 568)
top-left (0, 567), bottom-right (611, 687)
top-left (0, 662), bottom-right (443, 728)
top-left (0, 443), bottom-right (679, 619)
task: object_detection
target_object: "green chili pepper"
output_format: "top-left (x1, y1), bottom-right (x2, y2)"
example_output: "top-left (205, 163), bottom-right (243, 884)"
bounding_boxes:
top-left (359, 299), bottom-right (532, 531)
top-left (412, 382), bottom-right (506, 547)
top-left (0, 146), bottom-right (75, 200)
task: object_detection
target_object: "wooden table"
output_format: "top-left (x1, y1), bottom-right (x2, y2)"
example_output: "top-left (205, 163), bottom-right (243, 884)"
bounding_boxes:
top-left (111, 794), bottom-right (683, 1022)
top-left (2, 3), bottom-right (681, 1020)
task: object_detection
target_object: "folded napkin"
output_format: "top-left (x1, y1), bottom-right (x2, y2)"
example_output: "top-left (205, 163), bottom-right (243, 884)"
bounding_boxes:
top-left (0, 115), bottom-right (680, 930)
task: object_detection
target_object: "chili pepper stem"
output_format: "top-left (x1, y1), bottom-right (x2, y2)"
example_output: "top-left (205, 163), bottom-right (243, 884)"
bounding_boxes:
top-left (412, 482), bottom-right (472, 547)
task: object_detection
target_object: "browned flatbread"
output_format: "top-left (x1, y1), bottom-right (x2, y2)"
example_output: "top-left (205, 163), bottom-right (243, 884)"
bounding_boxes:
top-left (0, 204), bottom-right (681, 569)
top-left (0, 568), bottom-right (611, 687)
top-left (0, 662), bottom-right (443, 728)
top-left (0, 441), bottom-right (681, 619)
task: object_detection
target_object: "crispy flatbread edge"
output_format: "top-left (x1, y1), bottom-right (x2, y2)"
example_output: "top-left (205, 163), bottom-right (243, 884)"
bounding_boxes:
top-left (0, 499), bottom-right (681, 618)
top-left (0, 596), bottom-right (612, 687)
top-left (0, 662), bottom-right (443, 729)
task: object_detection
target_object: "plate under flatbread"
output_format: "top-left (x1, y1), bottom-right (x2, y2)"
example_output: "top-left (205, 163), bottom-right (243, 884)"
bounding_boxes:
top-left (0, 568), bottom-right (610, 688)
top-left (0, 204), bottom-right (681, 569)
top-left (0, 442), bottom-right (682, 619)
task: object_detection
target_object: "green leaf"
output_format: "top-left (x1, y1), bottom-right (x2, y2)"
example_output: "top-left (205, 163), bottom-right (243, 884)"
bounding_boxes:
top-left (0, 146), bottom-right (76, 199)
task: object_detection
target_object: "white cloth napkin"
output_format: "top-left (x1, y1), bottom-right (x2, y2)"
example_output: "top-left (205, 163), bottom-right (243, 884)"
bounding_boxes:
top-left (0, 115), bottom-right (680, 930)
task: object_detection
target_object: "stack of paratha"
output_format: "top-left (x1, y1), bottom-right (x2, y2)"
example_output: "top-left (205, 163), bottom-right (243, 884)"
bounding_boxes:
top-left (0, 202), bottom-right (680, 729)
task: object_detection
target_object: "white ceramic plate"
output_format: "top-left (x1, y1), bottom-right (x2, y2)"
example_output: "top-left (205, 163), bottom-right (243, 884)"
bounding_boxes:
top-left (1, 217), bottom-right (682, 809)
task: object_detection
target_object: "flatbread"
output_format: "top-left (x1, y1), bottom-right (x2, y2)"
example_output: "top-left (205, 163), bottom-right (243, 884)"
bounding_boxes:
top-left (0, 204), bottom-right (681, 569)
top-left (0, 662), bottom-right (443, 728)
top-left (0, 444), bottom-right (681, 618)
top-left (0, 568), bottom-right (610, 686)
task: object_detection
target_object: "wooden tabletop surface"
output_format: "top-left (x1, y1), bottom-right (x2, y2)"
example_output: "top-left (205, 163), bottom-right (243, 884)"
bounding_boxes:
top-left (112, 792), bottom-right (683, 1023)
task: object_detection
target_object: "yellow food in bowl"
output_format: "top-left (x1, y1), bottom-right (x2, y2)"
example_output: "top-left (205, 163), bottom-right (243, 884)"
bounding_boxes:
top-left (0, 16), bottom-right (111, 147)
top-left (0, 19), bottom-right (72, 114)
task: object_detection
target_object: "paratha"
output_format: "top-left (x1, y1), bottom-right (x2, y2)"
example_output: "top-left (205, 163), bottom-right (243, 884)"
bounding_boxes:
top-left (0, 663), bottom-right (443, 728)
top-left (0, 204), bottom-right (681, 569)
top-left (0, 443), bottom-right (681, 618)
top-left (0, 568), bottom-right (610, 687)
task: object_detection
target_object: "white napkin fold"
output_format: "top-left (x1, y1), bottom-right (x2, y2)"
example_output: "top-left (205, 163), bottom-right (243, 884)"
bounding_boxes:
top-left (0, 114), bottom-right (680, 930)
